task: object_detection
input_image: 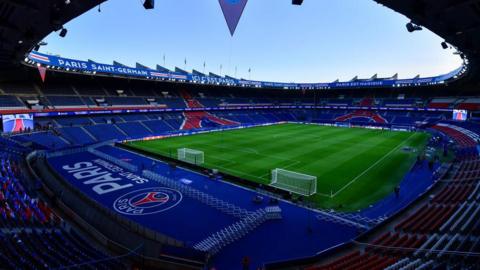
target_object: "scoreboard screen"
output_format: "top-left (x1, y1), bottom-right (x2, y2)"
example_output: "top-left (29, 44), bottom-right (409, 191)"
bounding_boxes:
top-left (2, 114), bottom-right (34, 133)
top-left (452, 110), bottom-right (468, 121)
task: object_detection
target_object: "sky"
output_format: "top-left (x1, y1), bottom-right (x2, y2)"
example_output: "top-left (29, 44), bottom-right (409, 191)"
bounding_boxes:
top-left (40, 0), bottom-right (463, 83)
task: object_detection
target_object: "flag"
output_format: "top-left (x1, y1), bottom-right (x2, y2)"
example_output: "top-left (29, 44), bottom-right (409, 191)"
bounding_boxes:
top-left (37, 65), bottom-right (47, 83)
top-left (219, 0), bottom-right (249, 36)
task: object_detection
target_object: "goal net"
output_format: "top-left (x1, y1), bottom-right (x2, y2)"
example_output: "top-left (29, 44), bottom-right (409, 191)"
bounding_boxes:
top-left (270, 168), bottom-right (317, 196)
top-left (177, 148), bottom-right (204, 165)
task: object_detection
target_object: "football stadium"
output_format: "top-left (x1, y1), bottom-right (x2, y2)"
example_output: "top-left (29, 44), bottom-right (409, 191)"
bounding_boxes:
top-left (0, 0), bottom-right (479, 269)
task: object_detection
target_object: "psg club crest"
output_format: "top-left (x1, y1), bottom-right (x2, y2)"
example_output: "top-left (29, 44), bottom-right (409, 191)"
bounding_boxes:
top-left (113, 187), bottom-right (182, 216)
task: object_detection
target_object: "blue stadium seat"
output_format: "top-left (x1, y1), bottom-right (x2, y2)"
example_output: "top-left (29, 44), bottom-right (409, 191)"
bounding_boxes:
top-left (142, 120), bottom-right (174, 133)
top-left (0, 95), bottom-right (25, 108)
top-left (13, 132), bottom-right (71, 150)
top-left (58, 126), bottom-right (97, 145)
top-left (47, 96), bottom-right (86, 107)
top-left (106, 96), bottom-right (148, 106)
top-left (116, 122), bottom-right (153, 138)
top-left (84, 124), bottom-right (127, 141)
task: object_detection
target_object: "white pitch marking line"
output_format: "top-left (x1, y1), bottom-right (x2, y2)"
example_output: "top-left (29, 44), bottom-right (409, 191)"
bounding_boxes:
top-left (202, 143), bottom-right (298, 163)
top-left (259, 160), bottom-right (302, 179)
top-left (244, 147), bottom-right (259, 154)
top-left (331, 133), bottom-right (416, 198)
top-left (213, 164), bottom-right (269, 182)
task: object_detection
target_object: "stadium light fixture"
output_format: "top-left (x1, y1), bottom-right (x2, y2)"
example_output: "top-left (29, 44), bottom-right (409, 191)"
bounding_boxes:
top-left (59, 28), bottom-right (68, 38)
top-left (406, 22), bottom-right (422, 33)
top-left (143, 0), bottom-right (154, 10)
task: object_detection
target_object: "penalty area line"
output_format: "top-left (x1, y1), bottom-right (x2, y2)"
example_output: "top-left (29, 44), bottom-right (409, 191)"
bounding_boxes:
top-left (330, 133), bottom-right (416, 198)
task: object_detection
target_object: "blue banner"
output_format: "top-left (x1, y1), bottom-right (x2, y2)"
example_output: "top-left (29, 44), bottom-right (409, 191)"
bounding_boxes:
top-left (28, 52), bottom-right (464, 90)
top-left (31, 105), bottom-right (453, 118)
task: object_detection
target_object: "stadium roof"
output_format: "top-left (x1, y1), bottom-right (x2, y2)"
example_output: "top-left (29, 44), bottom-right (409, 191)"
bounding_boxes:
top-left (1, 0), bottom-right (480, 84)
top-left (375, 0), bottom-right (480, 82)
top-left (0, 0), bottom-right (104, 68)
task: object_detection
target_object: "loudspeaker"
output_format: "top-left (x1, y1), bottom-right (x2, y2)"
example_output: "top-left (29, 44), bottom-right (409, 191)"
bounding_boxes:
top-left (59, 28), bottom-right (67, 38)
top-left (143, 0), bottom-right (154, 9)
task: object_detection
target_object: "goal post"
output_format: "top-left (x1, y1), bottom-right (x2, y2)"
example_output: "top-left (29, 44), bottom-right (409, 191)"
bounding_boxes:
top-left (177, 148), bottom-right (204, 165)
top-left (270, 168), bottom-right (317, 196)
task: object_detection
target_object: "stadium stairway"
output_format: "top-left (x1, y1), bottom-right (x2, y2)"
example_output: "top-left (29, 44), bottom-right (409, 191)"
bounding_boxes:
top-left (142, 170), bottom-right (255, 219)
top-left (315, 211), bottom-right (382, 231)
top-left (193, 206), bottom-right (282, 255)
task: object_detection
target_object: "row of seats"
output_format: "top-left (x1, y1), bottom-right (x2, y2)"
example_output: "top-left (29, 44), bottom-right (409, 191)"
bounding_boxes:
top-left (0, 229), bottom-right (124, 270)
top-left (1, 88), bottom-right (478, 110)
top-left (0, 151), bottom-right (126, 269)
top-left (9, 106), bottom-right (464, 149)
top-left (8, 109), bottom-right (308, 148)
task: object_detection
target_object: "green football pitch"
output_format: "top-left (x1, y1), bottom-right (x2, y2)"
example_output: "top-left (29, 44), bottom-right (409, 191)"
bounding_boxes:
top-left (127, 123), bottom-right (430, 211)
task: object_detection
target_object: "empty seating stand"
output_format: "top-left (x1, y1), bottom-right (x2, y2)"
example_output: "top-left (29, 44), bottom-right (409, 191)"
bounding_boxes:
top-left (47, 96), bottom-right (86, 107)
top-left (0, 95), bottom-right (25, 109)
top-left (116, 122), bottom-right (153, 138)
top-left (1, 84), bottom-right (37, 95)
top-left (142, 120), bottom-right (174, 133)
top-left (457, 98), bottom-right (480, 111)
top-left (106, 96), bottom-right (148, 106)
top-left (84, 124), bottom-right (127, 141)
top-left (429, 98), bottom-right (456, 109)
top-left (58, 126), bottom-right (97, 145)
top-left (13, 131), bottom-right (71, 150)
top-left (0, 153), bottom-right (125, 269)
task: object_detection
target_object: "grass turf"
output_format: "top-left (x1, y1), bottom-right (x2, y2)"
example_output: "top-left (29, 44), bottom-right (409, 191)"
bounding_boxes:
top-left (127, 123), bottom-right (430, 211)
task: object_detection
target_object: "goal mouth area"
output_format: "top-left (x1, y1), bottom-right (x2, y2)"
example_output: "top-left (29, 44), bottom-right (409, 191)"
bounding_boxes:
top-left (270, 182), bottom-right (316, 197)
top-left (177, 148), bottom-right (205, 165)
top-left (270, 168), bottom-right (317, 197)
